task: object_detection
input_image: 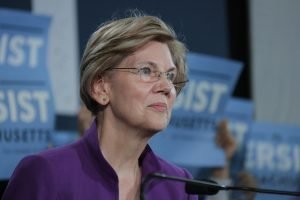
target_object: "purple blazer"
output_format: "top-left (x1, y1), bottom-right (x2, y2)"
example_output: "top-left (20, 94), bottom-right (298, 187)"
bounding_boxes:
top-left (3, 122), bottom-right (198, 200)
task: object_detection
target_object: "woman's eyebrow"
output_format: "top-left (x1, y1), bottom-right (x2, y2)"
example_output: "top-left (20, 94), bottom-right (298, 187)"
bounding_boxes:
top-left (136, 61), bottom-right (157, 68)
top-left (167, 67), bottom-right (177, 72)
top-left (136, 61), bottom-right (176, 72)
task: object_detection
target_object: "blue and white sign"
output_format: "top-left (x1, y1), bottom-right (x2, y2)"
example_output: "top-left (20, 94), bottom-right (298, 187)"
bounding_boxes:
top-left (150, 52), bottom-right (243, 167)
top-left (0, 9), bottom-right (54, 179)
top-left (224, 98), bottom-right (254, 177)
top-left (245, 121), bottom-right (300, 200)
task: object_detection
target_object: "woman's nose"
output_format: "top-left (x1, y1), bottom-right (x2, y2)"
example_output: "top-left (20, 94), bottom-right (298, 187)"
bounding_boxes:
top-left (155, 75), bottom-right (174, 95)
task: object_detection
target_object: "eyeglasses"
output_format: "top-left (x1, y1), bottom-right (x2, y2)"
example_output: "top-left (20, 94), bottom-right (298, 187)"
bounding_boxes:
top-left (108, 65), bottom-right (189, 91)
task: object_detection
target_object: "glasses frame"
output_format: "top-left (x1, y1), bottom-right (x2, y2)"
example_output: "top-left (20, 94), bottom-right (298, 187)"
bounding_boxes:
top-left (108, 67), bottom-right (189, 90)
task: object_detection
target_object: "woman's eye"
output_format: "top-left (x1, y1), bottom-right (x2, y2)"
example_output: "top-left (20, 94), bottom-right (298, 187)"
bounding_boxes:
top-left (139, 67), bottom-right (152, 75)
top-left (167, 72), bottom-right (176, 81)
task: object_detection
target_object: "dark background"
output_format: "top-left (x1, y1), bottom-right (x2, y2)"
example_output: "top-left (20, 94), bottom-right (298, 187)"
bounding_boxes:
top-left (0, 0), bottom-right (250, 196)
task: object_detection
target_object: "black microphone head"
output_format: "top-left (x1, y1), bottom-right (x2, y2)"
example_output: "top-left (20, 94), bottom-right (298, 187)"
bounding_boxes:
top-left (185, 179), bottom-right (220, 195)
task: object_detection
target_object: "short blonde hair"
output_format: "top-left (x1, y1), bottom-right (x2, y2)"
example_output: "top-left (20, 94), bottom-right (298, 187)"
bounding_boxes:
top-left (80, 11), bottom-right (188, 115)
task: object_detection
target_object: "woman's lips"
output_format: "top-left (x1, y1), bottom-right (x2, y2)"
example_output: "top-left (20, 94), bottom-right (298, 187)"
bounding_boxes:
top-left (148, 103), bottom-right (168, 112)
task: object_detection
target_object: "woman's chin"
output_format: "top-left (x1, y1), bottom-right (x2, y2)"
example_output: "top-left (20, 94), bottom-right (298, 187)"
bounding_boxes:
top-left (145, 124), bottom-right (168, 136)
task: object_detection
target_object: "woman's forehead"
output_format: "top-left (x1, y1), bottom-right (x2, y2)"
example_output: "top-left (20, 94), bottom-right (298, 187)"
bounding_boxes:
top-left (131, 41), bottom-right (172, 57)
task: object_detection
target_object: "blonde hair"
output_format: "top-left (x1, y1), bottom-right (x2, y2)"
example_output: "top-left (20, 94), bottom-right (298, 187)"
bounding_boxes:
top-left (80, 11), bottom-right (188, 115)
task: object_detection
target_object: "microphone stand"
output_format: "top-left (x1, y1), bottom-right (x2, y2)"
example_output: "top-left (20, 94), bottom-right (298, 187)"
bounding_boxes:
top-left (140, 173), bottom-right (300, 200)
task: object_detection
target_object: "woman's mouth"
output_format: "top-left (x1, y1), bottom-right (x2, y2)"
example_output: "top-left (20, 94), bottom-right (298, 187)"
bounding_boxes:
top-left (148, 103), bottom-right (168, 112)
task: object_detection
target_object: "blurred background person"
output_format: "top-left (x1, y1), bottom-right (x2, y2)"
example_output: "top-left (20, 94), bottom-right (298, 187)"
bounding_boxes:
top-left (207, 119), bottom-right (257, 200)
top-left (78, 103), bottom-right (94, 137)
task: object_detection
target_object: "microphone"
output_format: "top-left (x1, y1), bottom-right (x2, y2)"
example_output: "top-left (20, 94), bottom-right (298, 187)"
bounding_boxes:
top-left (140, 173), bottom-right (300, 200)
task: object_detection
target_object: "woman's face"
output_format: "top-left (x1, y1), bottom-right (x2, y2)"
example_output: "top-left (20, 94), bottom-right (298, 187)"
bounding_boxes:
top-left (105, 41), bottom-right (177, 135)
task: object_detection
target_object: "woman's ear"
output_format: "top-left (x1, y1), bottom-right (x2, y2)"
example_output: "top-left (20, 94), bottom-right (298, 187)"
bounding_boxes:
top-left (90, 76), bottom-right (110, 106)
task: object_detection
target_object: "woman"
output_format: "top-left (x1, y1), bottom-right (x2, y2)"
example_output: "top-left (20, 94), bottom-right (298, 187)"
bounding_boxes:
top-left (3, 11), bottom-right (197, 200)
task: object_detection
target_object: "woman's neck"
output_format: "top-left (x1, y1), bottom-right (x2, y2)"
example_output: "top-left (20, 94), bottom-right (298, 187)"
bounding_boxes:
top-left (97, 116), bottom-right (144, 200)
top-left (97, 115), bottom-right (148, 174)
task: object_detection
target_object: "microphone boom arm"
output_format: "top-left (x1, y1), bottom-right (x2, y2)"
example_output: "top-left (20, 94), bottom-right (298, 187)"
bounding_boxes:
top-left (225, 185), bottom-right (300, 196)
top-left (140, 172), bottom-right (300, 200)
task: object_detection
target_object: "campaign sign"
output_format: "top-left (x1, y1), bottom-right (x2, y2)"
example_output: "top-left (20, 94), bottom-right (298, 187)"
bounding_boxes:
top-left (150, 52), bottom-right (242, 167)
top-left (245, 121), bottom-right (300, 200)
top-left (0, 9), bottom-right (54, 179)
top-left (224, 98), bottom-right (254, 177)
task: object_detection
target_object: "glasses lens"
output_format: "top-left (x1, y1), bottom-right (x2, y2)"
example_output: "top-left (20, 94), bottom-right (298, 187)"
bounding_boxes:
top-left (138, 67), bottom-right (153, 82)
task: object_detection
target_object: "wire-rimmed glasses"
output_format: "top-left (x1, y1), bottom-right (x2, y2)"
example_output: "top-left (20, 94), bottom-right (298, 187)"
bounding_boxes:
top-left (108, 65), bottom-right (189, 92)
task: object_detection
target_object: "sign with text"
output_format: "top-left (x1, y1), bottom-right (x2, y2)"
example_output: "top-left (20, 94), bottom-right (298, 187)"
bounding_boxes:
top-left (150, 52), bottom-right (242, 167)
top-left (0, 9), bottom-right (54, 179)
top-left (245, 121), bottom-right (300, 200)
top-left (224, 98), bottom-right (254, 177)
